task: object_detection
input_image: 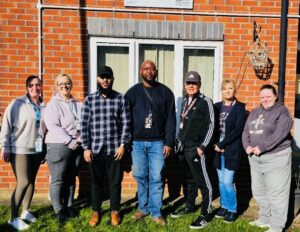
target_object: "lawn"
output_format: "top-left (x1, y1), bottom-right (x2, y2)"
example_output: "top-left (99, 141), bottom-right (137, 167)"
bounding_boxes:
top-left (1, 198), bottom-right (299, 232)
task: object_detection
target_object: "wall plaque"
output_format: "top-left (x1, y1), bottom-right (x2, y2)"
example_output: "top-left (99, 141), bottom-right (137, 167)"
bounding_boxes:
top-left (125, 0), bottom-right (193, 9)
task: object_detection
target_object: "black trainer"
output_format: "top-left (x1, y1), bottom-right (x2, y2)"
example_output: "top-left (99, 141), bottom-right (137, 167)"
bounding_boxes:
top-left (170, 207), bottom-right (195, 218)
top-left (223, 212), bottom-right (238, 223)
top-left (189, 215), bottom-right (210, 229)
top-left (215, 208), bottom-right (228, 218)
top-left (52, 210), bottom-right (68, 224)
top-left (68, 207), bottom-right (79, 218)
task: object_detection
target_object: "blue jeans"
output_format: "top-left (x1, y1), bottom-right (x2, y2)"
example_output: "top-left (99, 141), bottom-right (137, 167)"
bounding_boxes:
top-left (131, 140), bottom-right (165, 218)
top-left (216, 155), bottom-right (237, 213)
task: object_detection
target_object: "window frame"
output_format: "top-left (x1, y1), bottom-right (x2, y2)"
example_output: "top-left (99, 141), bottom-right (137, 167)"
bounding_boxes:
top-left (89, 37), bottom-right (223, 102)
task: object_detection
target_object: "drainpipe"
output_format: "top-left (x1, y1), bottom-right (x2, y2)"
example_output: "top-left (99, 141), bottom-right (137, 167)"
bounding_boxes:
top-left (36, 0), bottom-right (43, 89)
top-left (37, 3), bottom-right (300, 18)
top-left (278, 0), bottom-right (289, 103)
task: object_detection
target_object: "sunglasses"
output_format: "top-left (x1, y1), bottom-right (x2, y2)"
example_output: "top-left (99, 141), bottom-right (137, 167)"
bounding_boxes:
top-left (185, 81), bottom-right (198, 85)
top-left (98, 76), bottom-right (113, 80)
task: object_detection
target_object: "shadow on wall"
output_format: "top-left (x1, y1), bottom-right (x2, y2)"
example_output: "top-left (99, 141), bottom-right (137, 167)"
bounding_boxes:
top-left (79, 0), bottom-right (89, 96)
top-left (286, 144), bottom-right (300, 230)
top-left (235, 151), bottom-right (252, 215)
top-left (76, 149), bottom-right (133, 205)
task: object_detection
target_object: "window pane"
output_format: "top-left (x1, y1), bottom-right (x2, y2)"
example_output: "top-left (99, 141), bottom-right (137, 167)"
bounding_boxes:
top-left (97, 46), bottom-right (129, 94)
top-left (139, 44), bottom-right (174, 90)
top-left (183, 49), bottom-right (214, 98)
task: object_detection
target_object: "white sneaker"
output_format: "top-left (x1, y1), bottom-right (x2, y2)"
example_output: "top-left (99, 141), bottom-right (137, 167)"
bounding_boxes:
top-left (8, 218), bottom-right (29, 230)
top-left (249, 219), bottom-right (270, 228)
top-left (20, 210), bottom-right (37, 223)
top-left (265, 228), bottom-right (277, 232)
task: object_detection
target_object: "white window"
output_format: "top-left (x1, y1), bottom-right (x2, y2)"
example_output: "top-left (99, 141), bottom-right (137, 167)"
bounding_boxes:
top-left (89, 37), bottom-right (223, 106)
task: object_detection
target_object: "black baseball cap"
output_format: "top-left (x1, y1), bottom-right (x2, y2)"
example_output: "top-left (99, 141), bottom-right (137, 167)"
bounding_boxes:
top-left (97, 66), bottom-right (113, 78)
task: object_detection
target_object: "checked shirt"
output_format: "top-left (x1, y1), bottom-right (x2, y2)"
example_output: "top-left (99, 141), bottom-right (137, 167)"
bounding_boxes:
top-left (80, 90), bottom-right (131, 156)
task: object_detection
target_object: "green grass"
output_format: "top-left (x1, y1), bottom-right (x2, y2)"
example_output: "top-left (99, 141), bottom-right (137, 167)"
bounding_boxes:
top-left (0, 203), bottom-right (299, 232)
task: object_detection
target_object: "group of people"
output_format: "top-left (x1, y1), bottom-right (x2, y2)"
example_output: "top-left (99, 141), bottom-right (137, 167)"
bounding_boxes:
top-left (0, 59), bottom-right (293, 232)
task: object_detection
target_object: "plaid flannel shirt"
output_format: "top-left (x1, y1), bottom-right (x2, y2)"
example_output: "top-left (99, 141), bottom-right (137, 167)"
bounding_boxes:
top-left (80, 90), bottom-right (131, 156)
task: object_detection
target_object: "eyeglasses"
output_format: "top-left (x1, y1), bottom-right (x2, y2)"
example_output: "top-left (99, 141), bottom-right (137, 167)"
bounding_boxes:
top-left (185, 82), bottom-right (198, 85)
top-left (28, 83), bottom-right (41, 88)
top-left (98, 76), bottom-right (113, 80)
top-left (57, 82), bottom-right (71, 87)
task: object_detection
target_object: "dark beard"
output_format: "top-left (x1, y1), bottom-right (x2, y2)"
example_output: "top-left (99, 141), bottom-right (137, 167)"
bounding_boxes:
top-left (142, 76), bottom-right (157, 87)
top-left (97, 83), bottom-right (113, 96)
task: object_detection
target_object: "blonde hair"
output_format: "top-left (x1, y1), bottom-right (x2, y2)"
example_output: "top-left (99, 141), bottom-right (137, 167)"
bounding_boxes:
top-left (55, 73), bottom-right (73, 87)
top-left (221, 79), bottom-right (237, 91)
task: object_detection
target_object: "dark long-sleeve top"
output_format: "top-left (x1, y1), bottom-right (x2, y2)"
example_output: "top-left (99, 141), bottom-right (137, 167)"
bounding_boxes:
top-left (213, 100), bottom-right (247, 171)
top-left (80, 90), bottom-right (131, 156)
top-left (178, 93), bottom-right (215, 152)
top-left (125, 83), bottom-right (176, 147)
top-left (242, 101), bottom-right (292, 155)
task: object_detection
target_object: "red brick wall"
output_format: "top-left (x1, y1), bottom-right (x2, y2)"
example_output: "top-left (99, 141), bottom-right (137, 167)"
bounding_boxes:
top-left (0, 0), bottom-right (299, 196)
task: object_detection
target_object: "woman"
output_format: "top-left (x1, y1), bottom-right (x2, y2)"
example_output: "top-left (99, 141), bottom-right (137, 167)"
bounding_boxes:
top-left (213, 79), bottom-right (246, 223)
top-left (0, 75), bottom-right (46, 231)
top-left (242, 84), bottom-right (292, 232)
top-left (44, 74), bottom-right (82, 222)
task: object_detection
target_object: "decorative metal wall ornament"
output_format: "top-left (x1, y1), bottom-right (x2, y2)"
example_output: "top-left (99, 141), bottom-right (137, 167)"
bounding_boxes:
top-left (247, 21), bottom-right (274, 81)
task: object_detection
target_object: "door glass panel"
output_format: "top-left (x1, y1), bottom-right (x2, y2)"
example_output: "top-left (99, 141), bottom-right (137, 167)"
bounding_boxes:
top-left (97, 46), bottom-right (129, 94)
top-left (183, 49), bottom-right (214, 98)
top-left (139, 44), bottom-right (174, 90)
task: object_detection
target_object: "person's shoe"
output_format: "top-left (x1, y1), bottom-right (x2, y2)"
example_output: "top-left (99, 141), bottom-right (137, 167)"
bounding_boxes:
top-left (8, 218), bottom-right (29, 231)
top-left (249, 219), bottom-right (270, 228)
top-left (89, 211), bottom-right (100, 227)
top-left (111, 210), bottom-right (121, 226)
top-left (170, 207), bottom-right (195, 218)
top-left (68, 207), bottom-right (79, 218)
top-left (215, 207), bottom-right (228, 219)
top-left (52, 210), bottom-right (68, 223)
top-left (20, 210), bottom-right (37, 223)
top-left (131, 211), bottom-right (149, 220)
top-left (152, 216), bottom-right (166, 225)
top-left (264, 227), bottom-right (277, 232)
top-left (223, 211), bottom-right (238, 223)
top-left (189, 215), bottom-right (210, 230)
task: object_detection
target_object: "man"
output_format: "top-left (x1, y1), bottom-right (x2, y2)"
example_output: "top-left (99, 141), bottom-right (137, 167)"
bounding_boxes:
top-left (81, 66), bottom-right (131, 227)
top-left (125, 60), bottom-right (176, 225)
top-left (171, 71), bottom-right (215, 230)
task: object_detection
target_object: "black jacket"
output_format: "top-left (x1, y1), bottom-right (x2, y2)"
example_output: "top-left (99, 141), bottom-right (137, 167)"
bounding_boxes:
top-left (213, 100), bottom-right (247, 171)
top-left (178, 93), bottom-right (215, 152)
top-left (125, 82), bottom-right (176, 147)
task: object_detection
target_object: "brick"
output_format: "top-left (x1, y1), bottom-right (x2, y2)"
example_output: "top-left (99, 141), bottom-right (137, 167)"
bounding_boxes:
top-left (0, 0), bottom-right (298, 197)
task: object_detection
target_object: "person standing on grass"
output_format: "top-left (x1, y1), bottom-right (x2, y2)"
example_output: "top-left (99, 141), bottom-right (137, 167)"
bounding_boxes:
top-left (125, 60), bottom-right (176, 226)
top-left (0, 75), bottom-right (46, 231)
top-left (170, 71), bottom-right (215, 230)
top-left (213, 79), bottom-right (246, 223)
top-left (44, 74), bottom-right (82, 223)
top-left (242, 84), bottom-right (292, 232)
top-left (81, 66), bottom-right (131, 227)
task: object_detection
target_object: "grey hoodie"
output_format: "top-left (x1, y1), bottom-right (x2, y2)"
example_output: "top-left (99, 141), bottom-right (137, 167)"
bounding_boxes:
top-left (0, 95), bottom-right (46, 154)
top-left (242, 101), bottom-right (292, 155)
